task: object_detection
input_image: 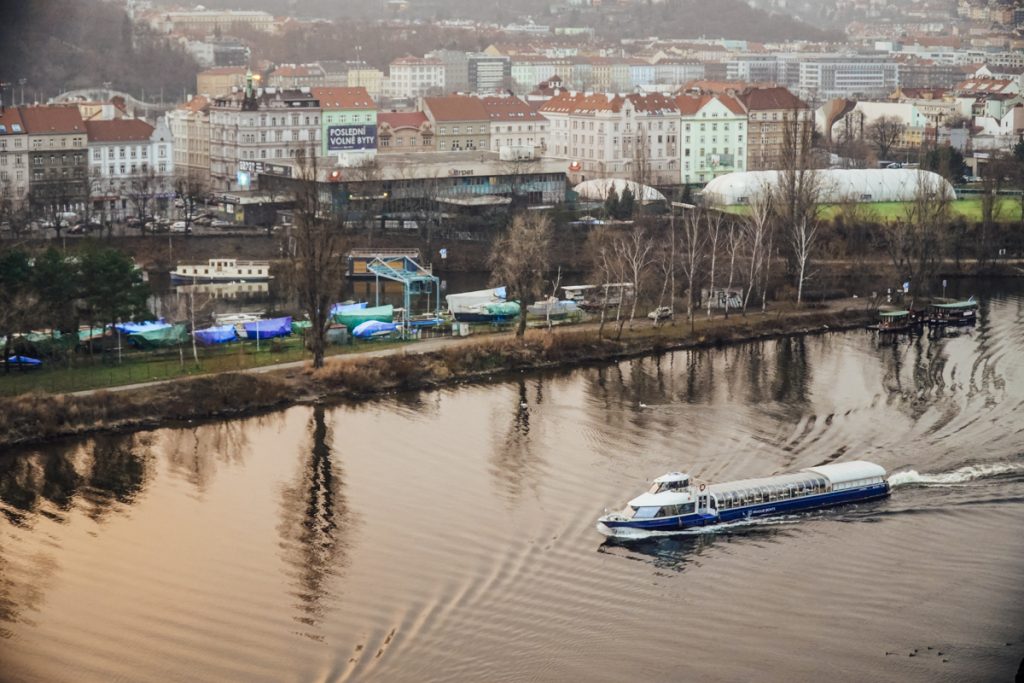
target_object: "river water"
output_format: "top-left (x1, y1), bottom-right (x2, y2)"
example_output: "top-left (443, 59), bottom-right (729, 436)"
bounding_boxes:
top-left (2, 281), bottom-right (1023, 683)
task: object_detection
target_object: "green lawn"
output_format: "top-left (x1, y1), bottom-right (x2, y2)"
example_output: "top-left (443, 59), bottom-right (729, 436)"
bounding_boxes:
top-left (723, 198), bottom-right (1024, 222)
top-left (0, 335), bottom-right (412, 397)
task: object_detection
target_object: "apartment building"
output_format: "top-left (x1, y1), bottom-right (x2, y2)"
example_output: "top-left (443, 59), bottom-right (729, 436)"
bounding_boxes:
top-left (481, 95), bottom-right (549, 156)
top-left (540, 91), bottom-right (680, 184)
top-left (387, 57), bottom-right (445, 100)
top-left (197, 67), bottom-right (248, 98)
top-left (739, 87), bottom-right (811, 171)
top-left (0, 108), bottom-right (29, 209)
top-left (20, 105), bottom-right (89, 216)
top-left (166, 95), bottom-right (211, 183)
top-left (675, 92), bottom-right (747, 186)
top-left (267, 64), bottom-right (327, 89)
top-left (377, 112), bottom-right (435, 153)
top-left (208, 81), bottom-right (321, 192)
top-left (312, 87), bottom-right (377, 166)
top-left (85, 118), bottom-right (174, 219)
top-left (423, 96), bottom-right (490, 152)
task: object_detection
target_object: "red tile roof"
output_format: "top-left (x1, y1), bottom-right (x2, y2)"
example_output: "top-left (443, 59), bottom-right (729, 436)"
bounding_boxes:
top-left (18, 105), bottom-right (85, 134)
top-left (311, 87), bottom-right (376, 110)
top-left (177, 95), bottom-right (210, 112)
top-left (480, 96), bottom-right (545, 122)
top-left (0, 108), bottom-right (26, 135)
top-left (674, 92), bottom-right (746, 116)
top-left (424, 95), bottom-right (489, 122)
top-left (378, 111), bottom-right (429, 130)
top-left (538, 91), bottom-right (678, 115)
top-left (740, 86), bottom-right (808, 112)
top-left (84, 119), bottom-right (155, 143)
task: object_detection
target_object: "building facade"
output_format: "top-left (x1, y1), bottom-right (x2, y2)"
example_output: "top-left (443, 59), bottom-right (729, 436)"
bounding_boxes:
top-left (387, 57), bottom-right (445, 100)
top-left (540, 91), bottom-right (680, 185)
top-left (19, 106), bottom-right (89, 218)
top-left (0, 108), bottom-right (29, 209)
top-left (377, 112), bottom-right (435, 153)
top-left (312, 87), bottom-right (377, 166)
top-left (208, 81), bottom-right (321, 192)
top-left (423, 96), bottom-right (491, 152)
top-left (739, 87), bottom-right (811, 171)
top-left (85, 118), bottom-right (174, 219)
top-left (197, 67), bottom-right (248, 98)
top-left (675, 92), bottom-right (747, 186)
top-left (167, 95), bottom-right (211, 183)
top-left (468, 55), bottom-right (512, 94)
top-left (481, 96), bottom-right (549, 156)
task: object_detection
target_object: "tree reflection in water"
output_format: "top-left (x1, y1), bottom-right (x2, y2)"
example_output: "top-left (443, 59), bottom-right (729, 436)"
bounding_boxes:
top-left (0, 434), bottom-right (153, 637)
top-left (162, 418), bottom-right (252, 493)
top-left (277, 405), bottom-right (351, 641)
top-left (490, 378), bottom-right (544, 502)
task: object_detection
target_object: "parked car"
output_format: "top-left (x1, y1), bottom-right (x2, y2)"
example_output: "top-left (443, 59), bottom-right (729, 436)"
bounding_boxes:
top-left (211, 218), bottom-right (232, 228)
top-left (68, 221), bottom-right (102, 235)
top-left (648, 306), bottom-right (672, 321)
top-left (170, 220), bottom-right (189, 233)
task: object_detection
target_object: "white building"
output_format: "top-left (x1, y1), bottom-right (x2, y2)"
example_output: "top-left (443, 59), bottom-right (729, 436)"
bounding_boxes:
top-left (85, 117), bottom-right (174, 219)
top-left (675, 92), bottom-right (748, 186)
top-left (539, 91), bottom-right (680, 184)
top-left (208, 81), bottom-right (321, 192)
top-left (166, 95), bottom-right (211, 183)
top-left (386, 57), bottom-right (445, 100)
top-left (481, 95), bottom-right (549, 156)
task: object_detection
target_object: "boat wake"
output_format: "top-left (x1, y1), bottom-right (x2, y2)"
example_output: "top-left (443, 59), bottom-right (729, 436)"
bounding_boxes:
top-left (888, 460), bottom-right (1024, 489)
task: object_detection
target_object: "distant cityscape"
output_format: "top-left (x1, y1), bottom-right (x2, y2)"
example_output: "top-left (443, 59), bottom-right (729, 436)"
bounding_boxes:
top-left (0, 0), bottom-right (1021, 226)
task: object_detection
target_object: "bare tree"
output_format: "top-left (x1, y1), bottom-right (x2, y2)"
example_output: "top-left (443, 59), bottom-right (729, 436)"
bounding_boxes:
top-left (865, 116), bottom-right (906, 163)
top-left (882, 171), bottom-right (953, 297)
top-left (489, 211), bottom-right (553, 339)
top-left (291, 149), bottom-right (347, 369)
top-left (703, 205), bottom-right (725, 318)
top-left (174, 170), bottom-right (209, 235)
top-left (614, 224), bottom-right (655, 338)
top-left (790, 216), bottom-right (819, 305)
top-left (584, 226), bottom-right (620, 339)
top-left (771, 107), bottom-right (821, 280)
top-left (127, 168), bottom-right (159, 235)
top-left (742, 189), bottom-right (773, 313)
top-left (678, 207), bottom-right (707, 331)
top-left (722, 217), bottom-right (743, 319)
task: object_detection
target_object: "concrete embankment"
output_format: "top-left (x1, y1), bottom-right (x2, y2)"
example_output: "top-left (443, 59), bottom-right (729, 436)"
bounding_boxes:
top-left (0, 304), bottom-right (873, 450)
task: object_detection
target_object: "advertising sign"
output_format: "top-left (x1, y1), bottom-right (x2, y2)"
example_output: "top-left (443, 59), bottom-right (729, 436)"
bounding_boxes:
top-left (327, 124), bottom-right (377, 151)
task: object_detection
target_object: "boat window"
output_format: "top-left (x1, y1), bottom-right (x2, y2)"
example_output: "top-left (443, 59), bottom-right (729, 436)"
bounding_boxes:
top-left (632, 506), bottom-right (659, 520)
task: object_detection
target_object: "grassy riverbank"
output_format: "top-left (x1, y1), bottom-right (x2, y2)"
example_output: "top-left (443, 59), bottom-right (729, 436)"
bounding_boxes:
top-left (0, 304), bottom-right (873, 449)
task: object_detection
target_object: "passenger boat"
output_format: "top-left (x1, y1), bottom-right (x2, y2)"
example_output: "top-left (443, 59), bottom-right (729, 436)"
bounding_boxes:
top-left (927, 297), bottom-right (977, 326)
top-left (170, 259), bottom-right (272, 283)
top-left (871, 309), bottom-right (923, 333)
top-left (596, 461), bottom-right (890, 538)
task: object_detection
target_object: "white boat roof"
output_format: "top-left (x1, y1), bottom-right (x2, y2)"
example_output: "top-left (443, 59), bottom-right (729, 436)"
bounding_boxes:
top-left (707, 471), bottom-right (825, 495)
top-left (802, 461), bottom-right (886, 485)
top-left (628, 490), bottom-right (693, 507)
top-left (653, 471), bottom-right (690, 483)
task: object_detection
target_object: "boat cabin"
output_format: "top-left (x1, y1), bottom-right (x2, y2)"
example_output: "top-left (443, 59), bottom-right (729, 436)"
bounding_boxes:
top-left (625, 491), bottom-right (697, 520)
top-left (648, 472), bottom-right (691, 494)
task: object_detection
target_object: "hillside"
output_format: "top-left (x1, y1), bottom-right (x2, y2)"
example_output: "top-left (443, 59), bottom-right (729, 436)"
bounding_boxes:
top-left (0, 0), bottom-right (199, 103)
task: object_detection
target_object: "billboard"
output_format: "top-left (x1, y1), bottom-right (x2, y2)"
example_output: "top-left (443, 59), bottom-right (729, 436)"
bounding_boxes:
top-left (327, 124), bottom-right (377, 151)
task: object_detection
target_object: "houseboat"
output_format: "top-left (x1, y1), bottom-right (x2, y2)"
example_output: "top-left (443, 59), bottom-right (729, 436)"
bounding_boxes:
top-left (596, 461), bottom-right (890, 539)
top-left (170, 259), bottom-right (272, 283)
top-left (347, 249), bottom-right (426, 279)
top-left (928, 297), bottom-right (977, 327)
top-left (561, 283), bottom-right (634, 311)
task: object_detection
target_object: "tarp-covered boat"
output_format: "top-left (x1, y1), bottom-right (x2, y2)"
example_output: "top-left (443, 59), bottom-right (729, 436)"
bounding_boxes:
top-left (330, 301), bottom-right (367, 316)
top-left (115, 319), bottom-right (167, 335)
top-left (351, 320), bottom-right (398, 338)
top-left (243, 317), bottom-right (292, 340)
top-left (128, 323), bottom-right (189, 349)
top-left (6, 355), bottom-right (42, 368)
top-left (193, 324), bottom-right (238, 345)
top-left (333, 305), bottom-right (393, 329)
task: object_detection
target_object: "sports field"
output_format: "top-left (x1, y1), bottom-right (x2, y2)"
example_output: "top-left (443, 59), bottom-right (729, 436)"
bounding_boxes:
top-left (723, 197), bottom-right (1023, 222)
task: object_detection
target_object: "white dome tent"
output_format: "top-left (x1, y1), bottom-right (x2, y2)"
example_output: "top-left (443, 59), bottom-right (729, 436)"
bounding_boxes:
top-left (572, 178), bottom-right (667, 203)
top-left (700, 169), bottom-right (956, 206)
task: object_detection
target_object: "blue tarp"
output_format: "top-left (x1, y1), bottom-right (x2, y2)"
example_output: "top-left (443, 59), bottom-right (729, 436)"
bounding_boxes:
top-left (114, 319), bottom-right (167, 335)
top-left (243, 316), bottom-right (292, 340)
top-left (193, 324), bottom-right (239, 345)
top-left (351, 320), bottom-right (398, 338)
top-left (330, 301), bottom-right (367, 316)
top-left (6, 355), bottom-right (42, 367)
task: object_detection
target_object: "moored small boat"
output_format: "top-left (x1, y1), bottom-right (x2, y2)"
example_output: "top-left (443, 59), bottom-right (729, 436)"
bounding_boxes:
top-left (597, 461), bottom-right (890, 539)
top-left (871, 309), bottom-right (923, 333)
top-left (927, 297), bottom-right (977, 326)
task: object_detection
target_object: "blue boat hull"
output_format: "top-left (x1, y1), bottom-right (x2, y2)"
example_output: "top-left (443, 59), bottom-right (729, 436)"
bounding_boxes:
top-left (599, 483), bottom-right (890, 534)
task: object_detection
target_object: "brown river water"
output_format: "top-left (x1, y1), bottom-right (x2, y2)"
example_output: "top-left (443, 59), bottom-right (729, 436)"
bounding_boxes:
top-left (2, 280), bottom-right (1023, 683)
